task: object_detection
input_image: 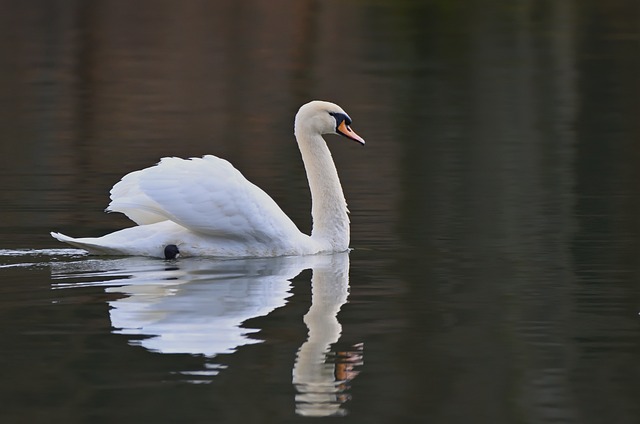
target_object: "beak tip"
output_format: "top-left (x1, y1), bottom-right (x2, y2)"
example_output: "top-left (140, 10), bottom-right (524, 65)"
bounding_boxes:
top-left (337, 121), bottom-right (366, 145)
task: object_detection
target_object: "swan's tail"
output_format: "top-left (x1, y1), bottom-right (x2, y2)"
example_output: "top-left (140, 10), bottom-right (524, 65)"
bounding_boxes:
top-left (50, 232), bottom-right (122, 255)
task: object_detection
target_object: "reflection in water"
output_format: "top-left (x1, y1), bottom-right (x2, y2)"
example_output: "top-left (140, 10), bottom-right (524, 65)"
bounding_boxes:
top-left (293, 252), bottom-right (363, 417)
top-left (51, 251), bottom-right (361, 416)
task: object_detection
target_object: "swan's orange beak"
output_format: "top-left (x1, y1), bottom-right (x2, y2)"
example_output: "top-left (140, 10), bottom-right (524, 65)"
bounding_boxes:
top-left (337, 121), bottom-right (366, 145)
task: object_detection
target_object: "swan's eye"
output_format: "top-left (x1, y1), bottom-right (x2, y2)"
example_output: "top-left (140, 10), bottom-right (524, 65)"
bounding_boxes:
top-left (328, 112), bottom-right (352, 128)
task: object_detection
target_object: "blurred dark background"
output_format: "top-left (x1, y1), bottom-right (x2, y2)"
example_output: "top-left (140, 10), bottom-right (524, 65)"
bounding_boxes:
top-left (2, 1), bottom-right (640, 423)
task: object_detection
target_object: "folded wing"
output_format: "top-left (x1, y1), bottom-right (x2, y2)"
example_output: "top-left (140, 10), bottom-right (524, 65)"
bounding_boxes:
top-left (107, 156), bottom-right (305, 244)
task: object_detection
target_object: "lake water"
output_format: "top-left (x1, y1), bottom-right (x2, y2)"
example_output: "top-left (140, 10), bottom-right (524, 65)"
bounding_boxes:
top-left (2, 1), bottom-right (640, 423)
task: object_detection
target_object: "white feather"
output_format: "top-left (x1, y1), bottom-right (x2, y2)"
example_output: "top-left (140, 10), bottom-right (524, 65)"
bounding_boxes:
top-left (110, 156), bottom-right (305, 244)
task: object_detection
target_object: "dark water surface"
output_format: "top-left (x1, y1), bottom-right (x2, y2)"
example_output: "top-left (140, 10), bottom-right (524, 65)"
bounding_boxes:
top-left (2, 1), bottom-right (640, 423)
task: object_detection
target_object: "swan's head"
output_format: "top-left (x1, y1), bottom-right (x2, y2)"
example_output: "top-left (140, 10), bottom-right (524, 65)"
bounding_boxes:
top-left (294, 101), bottom-right (365, 145)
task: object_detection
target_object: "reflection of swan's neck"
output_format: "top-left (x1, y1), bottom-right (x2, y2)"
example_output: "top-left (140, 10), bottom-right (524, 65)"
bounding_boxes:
top-left (292, 253), bottom-right (351, 417)
top-left (295, 129), bottom-right (349, 251)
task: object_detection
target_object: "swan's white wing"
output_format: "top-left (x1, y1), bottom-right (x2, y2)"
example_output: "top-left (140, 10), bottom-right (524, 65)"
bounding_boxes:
top-left (107, 169), bottom-right (168, 225)
top-left (108, 156), bottom-right (305, 245)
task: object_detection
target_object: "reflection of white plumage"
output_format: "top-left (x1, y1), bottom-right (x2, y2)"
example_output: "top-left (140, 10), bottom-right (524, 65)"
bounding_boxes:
top-left (51, 101), bottom-right (365, 258)
top-left (52, 255), bottom-right (320, 357)
top-left (105, 256), bottom-right (309, 358)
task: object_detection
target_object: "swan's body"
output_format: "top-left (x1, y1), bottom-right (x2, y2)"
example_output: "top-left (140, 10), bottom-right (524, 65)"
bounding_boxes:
top-left (51, 101), bottom-right (365, 258)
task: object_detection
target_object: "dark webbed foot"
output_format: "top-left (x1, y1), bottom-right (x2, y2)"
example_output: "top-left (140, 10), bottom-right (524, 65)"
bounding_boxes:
top-left (164, 244), bottom-right (180, 259)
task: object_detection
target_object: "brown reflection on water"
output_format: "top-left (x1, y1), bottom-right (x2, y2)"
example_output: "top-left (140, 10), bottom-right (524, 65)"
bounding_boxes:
top-left (378, 1), bottom-right (640, 423)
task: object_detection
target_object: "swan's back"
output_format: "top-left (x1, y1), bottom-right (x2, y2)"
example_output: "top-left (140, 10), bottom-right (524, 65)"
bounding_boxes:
top-left (108, 156), bottom-right (312, 250)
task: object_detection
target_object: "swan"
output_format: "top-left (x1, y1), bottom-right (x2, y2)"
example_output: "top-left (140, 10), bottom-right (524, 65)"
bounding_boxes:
top-left (51, 100), bottom-right (365, 258)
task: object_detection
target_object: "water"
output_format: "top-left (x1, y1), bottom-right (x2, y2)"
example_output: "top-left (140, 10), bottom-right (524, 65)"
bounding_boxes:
top-left (2, 0), bottom-right (640, 422)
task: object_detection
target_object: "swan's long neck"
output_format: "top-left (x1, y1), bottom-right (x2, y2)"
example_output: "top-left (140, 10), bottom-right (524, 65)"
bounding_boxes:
top-left (295, 129), bottom-right (349, 252)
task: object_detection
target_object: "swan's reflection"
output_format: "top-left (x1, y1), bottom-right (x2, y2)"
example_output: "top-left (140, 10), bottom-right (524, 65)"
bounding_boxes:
top-left (51, 251), bottom-right (362, 416)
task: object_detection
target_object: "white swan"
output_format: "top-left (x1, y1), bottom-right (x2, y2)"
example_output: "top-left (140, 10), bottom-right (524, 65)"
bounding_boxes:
top-left (51, 101), bottom-right (365, 257)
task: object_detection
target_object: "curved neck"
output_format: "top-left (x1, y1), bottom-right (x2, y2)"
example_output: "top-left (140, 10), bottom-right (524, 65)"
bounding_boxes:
top-left (295, 130), bottom-right (350, 251)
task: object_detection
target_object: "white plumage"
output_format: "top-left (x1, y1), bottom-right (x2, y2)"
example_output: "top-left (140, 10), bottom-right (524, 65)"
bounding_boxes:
top-left (51, 101), bottom-right (365, 258)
